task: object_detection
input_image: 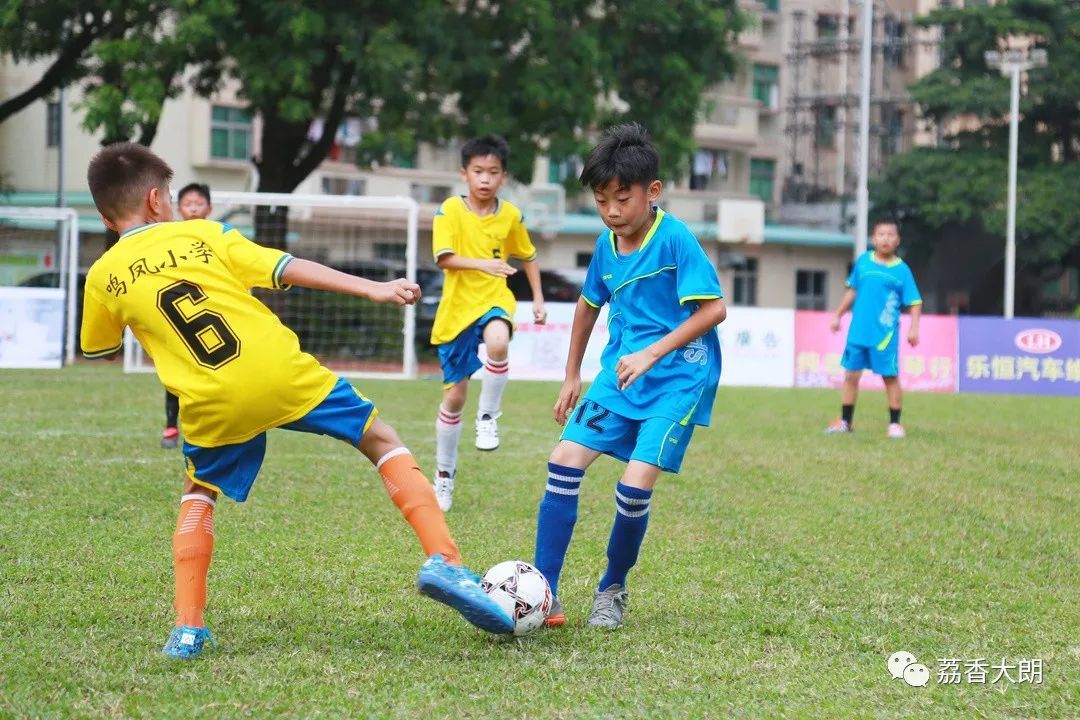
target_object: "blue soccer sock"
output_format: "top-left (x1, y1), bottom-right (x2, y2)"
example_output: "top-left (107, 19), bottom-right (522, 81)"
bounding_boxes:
top-left (599, 482), bottom-right (653, 590)
top-left (533, 462), bottom-right (584, 598)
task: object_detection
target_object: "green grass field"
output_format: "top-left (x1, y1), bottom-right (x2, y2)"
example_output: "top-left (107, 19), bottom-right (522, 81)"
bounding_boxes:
top-left (1, 364), bottom-right (1077, 718)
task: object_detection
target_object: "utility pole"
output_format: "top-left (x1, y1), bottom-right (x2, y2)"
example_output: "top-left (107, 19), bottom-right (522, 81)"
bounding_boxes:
top-left (984, 48), bottom-right (1047, 319)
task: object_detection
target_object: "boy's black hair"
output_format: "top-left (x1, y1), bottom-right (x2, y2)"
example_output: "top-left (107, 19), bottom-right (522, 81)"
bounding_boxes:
top-left (87, 142), bottom-right (174, 223)
top-left (871, 217), bottom-right (900, 232)
top-left (579, 123), bottom-right (660, 191)
top-left (461, 135), bottom-right (510, 170)
top-left (177, 182), bottom-right (211, 204)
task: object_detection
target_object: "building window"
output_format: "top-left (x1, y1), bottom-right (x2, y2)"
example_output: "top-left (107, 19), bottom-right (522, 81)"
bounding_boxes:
top-left (816, 14), bottom-right (840, 39)
top-left (576, 252), bottom-right (593, 268)
top-left (689, 149), bottom-right (728, 190)
top-left (884, 17), bottom-right (906, 68)
top-left (816, 106), bottom-right (836, 149)
top-left (374, 243), bottom-right (406, 261)
top-left (321, 176), bottom-right (366, 195)
top-left (732, 257), bottom-right (758, 306)
top-left (750, 158), bottom-right (776, 204)
top-left (46, 101), bottom-right (61, 148)
top-left (762, 0), bottom-right (779, 11)
top-left (410, 183), bottom-right (452, 204)
top-left (210, 105), bottom-right (252, 160)
top-left (548, 156), bottom-right (582, 185)
top-left (752, 65), bottom-right (779, 111)
top-left (796, 270), bottom-right (828, 310)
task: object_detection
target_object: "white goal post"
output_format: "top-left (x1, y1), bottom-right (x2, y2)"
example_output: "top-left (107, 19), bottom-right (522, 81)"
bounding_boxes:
top-left (0, 206), bottom-right (80, 365)
top-left (124, 192), bottom-right (420, 379)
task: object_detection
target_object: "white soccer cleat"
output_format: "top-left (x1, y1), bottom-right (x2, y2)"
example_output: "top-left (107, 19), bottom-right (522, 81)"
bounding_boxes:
top-left (475, 412), bottom-right (501, 451)
top-left (887, 423), bottom-right (906, 439)
top-left (434, 470), bottom-right (455, 511)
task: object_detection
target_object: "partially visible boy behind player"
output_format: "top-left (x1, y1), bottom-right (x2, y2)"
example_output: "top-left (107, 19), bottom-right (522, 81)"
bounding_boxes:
top-left (826, 219), bottom-right (922, 437)
top-left (81, 143), bottom-right (513, 659)
top-left (159, 182), bottom-right (213, 449)
top-left (429, 135), bottom-right (546, 511)
top-left (533, 123), bottom-right (727, 629)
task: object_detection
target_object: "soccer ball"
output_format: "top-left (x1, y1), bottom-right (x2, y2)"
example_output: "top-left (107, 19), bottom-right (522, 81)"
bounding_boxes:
top-left (481, 560), bottom-right (552, 636)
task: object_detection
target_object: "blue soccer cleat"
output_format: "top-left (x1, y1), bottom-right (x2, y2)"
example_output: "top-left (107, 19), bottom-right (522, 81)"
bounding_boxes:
top-left (162, 624), bottom-right (216, 659)
top-left (417, 554), bottom-right (514, 635)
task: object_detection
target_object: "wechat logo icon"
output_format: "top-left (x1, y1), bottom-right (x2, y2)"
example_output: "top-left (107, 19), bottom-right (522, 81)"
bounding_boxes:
top-left (888, 651), bottom-right (930, 687)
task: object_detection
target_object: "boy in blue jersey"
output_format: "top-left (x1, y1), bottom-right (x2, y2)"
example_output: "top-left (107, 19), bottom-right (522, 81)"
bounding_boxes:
top-left (826, 219), bottom-right (922, 438)
top-left (532, 124), bottom-right (727, 629)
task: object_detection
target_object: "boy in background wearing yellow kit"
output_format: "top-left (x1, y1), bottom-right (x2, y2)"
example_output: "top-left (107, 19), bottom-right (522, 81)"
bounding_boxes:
top-left (430, 136), bottom-right (546, 511)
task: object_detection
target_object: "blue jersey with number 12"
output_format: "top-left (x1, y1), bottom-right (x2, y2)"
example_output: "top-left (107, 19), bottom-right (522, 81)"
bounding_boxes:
top-left (580, 209), bottom-right (723, 427)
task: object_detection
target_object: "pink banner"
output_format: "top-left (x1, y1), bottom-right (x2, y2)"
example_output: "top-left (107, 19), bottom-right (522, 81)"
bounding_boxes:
top-left (794, 311), bottom-right (957, 392)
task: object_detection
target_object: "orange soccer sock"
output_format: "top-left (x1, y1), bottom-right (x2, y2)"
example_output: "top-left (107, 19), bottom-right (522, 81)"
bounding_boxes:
top-left (377, 448), bottom-right (461, 565)
top-left (173, 493), bottom-right (215, 627)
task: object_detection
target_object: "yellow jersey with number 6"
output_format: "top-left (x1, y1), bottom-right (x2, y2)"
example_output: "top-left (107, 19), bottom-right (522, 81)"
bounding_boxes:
top-left (80, 220), bottom-right (337, 447)
top-left (430, 196), bottom-right (536, 344)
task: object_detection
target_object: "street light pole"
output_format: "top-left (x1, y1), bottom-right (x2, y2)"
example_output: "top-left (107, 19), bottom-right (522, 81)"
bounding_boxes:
top-left (1003, 66), bottom-right (1019, 320)
top-left (855, 0), bottom-right (873, 258)
top-left (984, 48), bottom-right (1047, 319)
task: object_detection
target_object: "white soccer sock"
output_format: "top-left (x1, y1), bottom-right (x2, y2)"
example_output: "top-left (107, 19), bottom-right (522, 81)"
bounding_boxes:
top-left (478, 359), bottom-right (509, 418)
top-left (435, 404), bottom-right (463, 474)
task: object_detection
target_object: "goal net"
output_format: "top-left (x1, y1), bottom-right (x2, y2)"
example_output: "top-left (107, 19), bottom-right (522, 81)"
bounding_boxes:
top-left (0, 206), bottom-right (80, 366)
top-left (124, 192), bottom-right (420, 379)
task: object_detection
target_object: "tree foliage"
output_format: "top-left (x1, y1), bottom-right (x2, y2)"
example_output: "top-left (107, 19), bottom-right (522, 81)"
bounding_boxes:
top-left (873, 0), bottom-right (1078, 281)
top-left (0, 2), bottom-right (171, 125)
top-left (3, 0), bottom-right (746, 246)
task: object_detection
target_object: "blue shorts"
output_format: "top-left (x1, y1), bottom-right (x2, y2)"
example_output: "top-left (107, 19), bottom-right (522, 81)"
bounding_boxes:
top-left (560, 398), bottom-right (696, 474)
top-left (842, 335), bottom-right (899, 377)
top-left (436, 307), bottom-right (512, 387)
top-left (182, 377), bottom-right (378, 502)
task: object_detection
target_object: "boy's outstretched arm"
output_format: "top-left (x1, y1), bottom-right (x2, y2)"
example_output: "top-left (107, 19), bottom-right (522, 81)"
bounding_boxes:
top-left (615, 299), bottom-right (727, 391)
top-left (521, 259), bottom-right (547, 324)
top-left (830, 288), bottom-right (856, 332)
top-left (281, 258), bottom-right (420, 306)
top-left (553, 297), bottom-right (602, 425)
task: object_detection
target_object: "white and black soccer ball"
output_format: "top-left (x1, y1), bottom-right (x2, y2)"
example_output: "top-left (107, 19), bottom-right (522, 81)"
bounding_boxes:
top-left (481, 560), bottom-right (552, 636)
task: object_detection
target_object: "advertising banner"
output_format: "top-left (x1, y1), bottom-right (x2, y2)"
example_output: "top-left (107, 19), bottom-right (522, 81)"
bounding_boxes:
top-left (480, 302), bottom-right (609, 381)
top-left (957, 317), bottom-right (1080, 396)
top-left (0, 286), bottom-right (65, 368)
top-left (717, 307), bottom-right (795, 387)
top-left (794, 310), bottom-right (957, 392)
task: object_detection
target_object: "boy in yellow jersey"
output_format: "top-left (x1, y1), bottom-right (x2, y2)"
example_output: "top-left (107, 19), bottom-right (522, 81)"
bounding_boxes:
top-left (81, 143), bottom-right (513, 659)
top-left (430, 136), bottom-right (546, 511)
top-left (159, 182), bottom-right (213, 450)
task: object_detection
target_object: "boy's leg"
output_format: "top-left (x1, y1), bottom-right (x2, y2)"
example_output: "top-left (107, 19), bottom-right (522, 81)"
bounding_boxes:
top-left (360, 418), bottom-right (461, 563)
top-left (434, 381), bottom-right (468, 510)
top-left (534, 441), bottom-right (602, 626)
top-left (163, 476), bottom-right (218, 658)
top-left (589, 461), bottom-right (659, 629)
top-left (589, 417), bottom-right (692, 629)
top-left (476, 319), bottom-right (511, 450)
top-left (173, 478), bottom-right (216, 627)
top-left (162, 391), bottom-right (180, 448)
top-left (840, 370), bottom-right (861, 424)
top-left (883, 376), bottom-right (905, 437)
top-left (359, 417), bottom-right (513, 634)
top-left (829, 344), bottom-right (867, 432)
